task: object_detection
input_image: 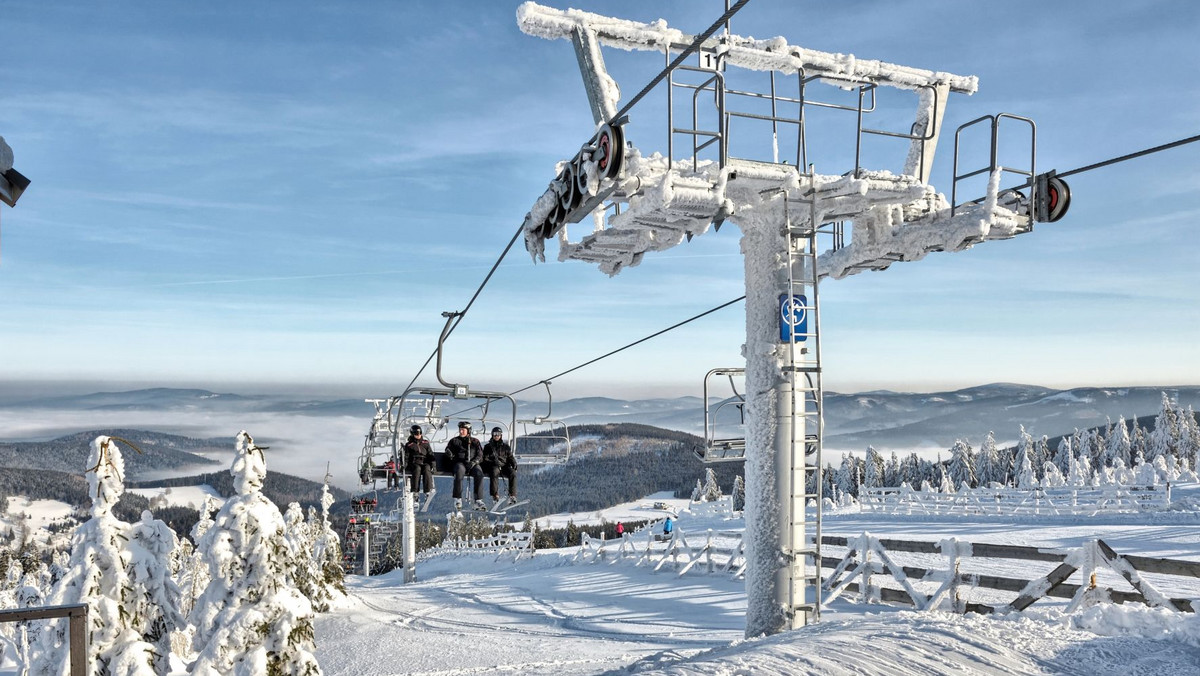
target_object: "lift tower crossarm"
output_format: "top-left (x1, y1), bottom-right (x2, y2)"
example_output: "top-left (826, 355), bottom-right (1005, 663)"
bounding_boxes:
top-left (517, 2), bottom-right (978, 95)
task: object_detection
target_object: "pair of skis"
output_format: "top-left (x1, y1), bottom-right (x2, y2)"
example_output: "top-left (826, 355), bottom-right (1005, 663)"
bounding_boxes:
top-left (450, 496), bottom-right (529, 515)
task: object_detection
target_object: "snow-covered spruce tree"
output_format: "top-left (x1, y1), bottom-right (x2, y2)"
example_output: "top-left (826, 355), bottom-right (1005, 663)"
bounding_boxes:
top-left (1147, 392), bottom-right (1180, 461)
top-left (701, 468), bottom-right (723, 502)
top-left (1015, 444), bottom-right (1038, 489)
top-left (1035, 435), bottom-right (1051, 475)
top-left (1014, 426), bottom-right (1035, 486)
top-left (124, 510), bottom-right (184, 674)
top-left (690, 478), bottom-right (704, 502)
top-left (863, 447), bottom-right (884, 489)
top-left (975, 433), bottom-right (999, 487)
top-left (1067, 449), bottom-right (1092, 487)
top-left (313, 482), bottom-right (344, 604)
top-left (884, 452), bottom-right (900, 488)
top-left (1052, 437), bottom-right (1072, 476)
top-left (1041, 461), bottom-right (1066, 487)
top-left (180, 496), bottom-right (217, 619)
top-left (732, 475), bottom-right (746, 512)
top-left (30, 436), bottom-right (180, 676)
top-left (1106, 416), bottom-right (1133, 469)
top-left (834, 454), bottom-right (858, 498)
top-left (283, 504), bottom-right (319, 607)
top-left (189, 431), bottom-right (320, 676)
top-left (937, 463), bottom-right (954, 494)
top-left (1176, 406), bottom-right (1200, 472)
top-left (947, 439), bottom-right (976, 489)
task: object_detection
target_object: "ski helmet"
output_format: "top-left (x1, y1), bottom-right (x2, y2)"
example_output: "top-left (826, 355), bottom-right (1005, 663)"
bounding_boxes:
top-left (410, 424), bottom-right (422, 434)
top-left (458, 421), bottom-right (472, 430)
top-left (491, 427), bottom-right (502, 435)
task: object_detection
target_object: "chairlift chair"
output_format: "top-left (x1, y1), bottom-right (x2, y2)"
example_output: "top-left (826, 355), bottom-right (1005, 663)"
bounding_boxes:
top-left (513, 381), bottom-right (572, 466)
top-left (697, 367), bottom-right (747, 463)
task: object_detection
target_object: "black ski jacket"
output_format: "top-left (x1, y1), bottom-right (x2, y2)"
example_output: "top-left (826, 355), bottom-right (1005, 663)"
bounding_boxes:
top-left (483, 439), bottom-right (516, 471)
top-left (445, 434), bottom-right (483, 467)
top-left (404, 435), bottom-right (433, 469)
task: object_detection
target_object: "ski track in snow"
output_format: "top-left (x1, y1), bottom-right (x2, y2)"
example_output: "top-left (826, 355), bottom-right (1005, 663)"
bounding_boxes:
top-left (314, 497), bottom-right (1200, 675)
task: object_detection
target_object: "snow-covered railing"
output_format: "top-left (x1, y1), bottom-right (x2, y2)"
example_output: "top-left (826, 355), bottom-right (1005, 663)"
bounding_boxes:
top-left (0, 604), bottom-right (87, 676)
top-left (859, 483), bottom-right (1171, 517)
top-left (821, 533), bottom-right (1199, 615)
top-left (442, 532), bottom-right (535, 561)
top-left (574, 527), bottom-right (746, 579)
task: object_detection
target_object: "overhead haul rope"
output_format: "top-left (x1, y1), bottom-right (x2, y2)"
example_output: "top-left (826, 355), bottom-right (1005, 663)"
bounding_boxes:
top-left (440, 133), bottom-right (1200, 414)
top-left (403, 0), bottom-right (752, 396)
top-left (1055, 132), bottom-right (1200, 179)
top-left (440, 295), bottom-right (746, 421)
top-left (401, 223), bottom-right (526, 395)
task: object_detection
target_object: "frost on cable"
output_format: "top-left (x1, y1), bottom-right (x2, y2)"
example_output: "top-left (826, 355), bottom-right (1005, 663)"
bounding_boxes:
top-left (28, 436), bottom-right (180, 676)
top-left (189, 431), bottom-right (321, 676)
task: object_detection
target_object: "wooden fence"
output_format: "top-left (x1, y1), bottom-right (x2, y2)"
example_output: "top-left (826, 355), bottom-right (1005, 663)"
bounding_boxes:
top-left (567, 527), bottom-right (1200, 616)
top-left (0, 604), bottom-right (87, 676)
top-left (441, 531), bottom-right (535, 561)
top-left (821, 533), bottom-right (1199, 614)
top-left (575, 528), bottom-right (746, 578)
top-left (860, 484), bottom-right (1171, 517)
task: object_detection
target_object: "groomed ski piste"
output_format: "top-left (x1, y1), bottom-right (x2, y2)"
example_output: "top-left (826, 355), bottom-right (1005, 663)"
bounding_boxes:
top-left (313, 489), bottom-right (1200, 675)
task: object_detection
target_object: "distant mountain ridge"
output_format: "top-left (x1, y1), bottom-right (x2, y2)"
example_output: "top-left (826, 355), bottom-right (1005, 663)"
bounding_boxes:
top-left (3, 384), bottom-right (1198, 453)
top-left (0, 429), bottom-right (223, 478)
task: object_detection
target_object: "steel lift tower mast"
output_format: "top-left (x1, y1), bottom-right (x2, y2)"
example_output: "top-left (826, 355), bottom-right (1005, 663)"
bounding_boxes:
top-left (516, 1), bottom-right (1065, 637)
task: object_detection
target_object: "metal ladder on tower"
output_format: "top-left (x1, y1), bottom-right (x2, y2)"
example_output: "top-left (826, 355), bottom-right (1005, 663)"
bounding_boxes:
top-left (781, 168), bottom-right (825, 627)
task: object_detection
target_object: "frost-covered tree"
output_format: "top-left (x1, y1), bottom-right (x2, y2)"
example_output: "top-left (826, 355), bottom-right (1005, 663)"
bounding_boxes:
top-left (31, 436), bottom-right (179, 676)
top-left (190, 431), bottom-right (321, 676)
top-left (732, 475), bottom-right (746, 513)
top-left (1052, 437), bottom-right (1072, 476)
top-left (1147, 392), bottom-right (1180, 461)
top-left (1106, 416), bottom-right (1133, 469)
top-left (1040, 461), bottom-right (1066, 487)
top-left (947, 439), bottom-right (976, 489)
top-left (834, 454), bottom-right (859, 499)
top-left (899, 453), bottom-right (922, 488)
top-left (937, 463), bottom-right (954, 494)
top-left (1110, 458), bottom-right (1135, 485)
top-left (701, 468), bottom-right (723, 502)
top-left (1015, 448), bottom-right (1038, 490)
top-left (884, 452), bottom-right (900, 488)
top-left (1177, 407), bottom-right (1200, 472)
top-left (1034, 436), bottom-right (1050, 477)
top-left (862, 447), bottom-right (884, 489)
top-left (1133, 452), bottom-right (1158, 485)
top-left (975, 433), bottom-right (1000, 487)
top-left (1014, 427), bottom-right (1037, 489)
top-left (1067, 448), bottom-right (1092, 487)
top-left (690, 478), bottom-right (704, 502)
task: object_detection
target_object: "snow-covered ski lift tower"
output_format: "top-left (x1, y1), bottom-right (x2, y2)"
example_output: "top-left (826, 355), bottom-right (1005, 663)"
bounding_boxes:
top-left (518, 1), bottom-right (1053, 637)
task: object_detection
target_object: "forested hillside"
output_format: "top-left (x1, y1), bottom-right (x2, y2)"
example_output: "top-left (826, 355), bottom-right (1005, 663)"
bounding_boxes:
top-left (0, 428), bottom-right (222, 477)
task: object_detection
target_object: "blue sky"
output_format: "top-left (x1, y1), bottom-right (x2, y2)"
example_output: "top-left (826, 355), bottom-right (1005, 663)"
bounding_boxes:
top-left (2, 0), bottom-right (1198, 398)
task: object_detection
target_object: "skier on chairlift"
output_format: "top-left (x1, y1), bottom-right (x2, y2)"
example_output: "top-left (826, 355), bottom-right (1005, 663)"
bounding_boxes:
top-left (446, 420), bottom-right (485, 510)
top-left (404, 424), bottom-right (434, 497)
top-left (482, 426), bottom-right (518, 507)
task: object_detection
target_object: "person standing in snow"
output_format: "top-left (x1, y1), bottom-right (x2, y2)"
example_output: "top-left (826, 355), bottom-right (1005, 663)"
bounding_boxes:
top-left (615, 522), bottom-right (624, 537)
top-left (404, 424), bottom-right (434, 495)
top-left (662, 516), bottom-right (674, 536)
top-left (481, 426), bottom-right (518, 505)
top-left (445, 421), bottom-right (484, 509)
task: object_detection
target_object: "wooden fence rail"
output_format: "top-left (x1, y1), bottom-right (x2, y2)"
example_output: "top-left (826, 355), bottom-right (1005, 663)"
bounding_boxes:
top-left (860, 484), bottom-right (1172, 517)
top-left (565, 527), bottom-right (1200, 617)
top-left (822, 533), bottom-right (1200, 614)
top-left (0, 603), bottom-right (87, 676)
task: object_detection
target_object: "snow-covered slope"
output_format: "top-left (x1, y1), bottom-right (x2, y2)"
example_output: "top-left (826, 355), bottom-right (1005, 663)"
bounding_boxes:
top-left (313, 497), bottom-right (1200, 675)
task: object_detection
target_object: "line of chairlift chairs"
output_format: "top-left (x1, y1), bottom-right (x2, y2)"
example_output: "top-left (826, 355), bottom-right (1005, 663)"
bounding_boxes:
top-left (342, 368), bottom-right (751, 573)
